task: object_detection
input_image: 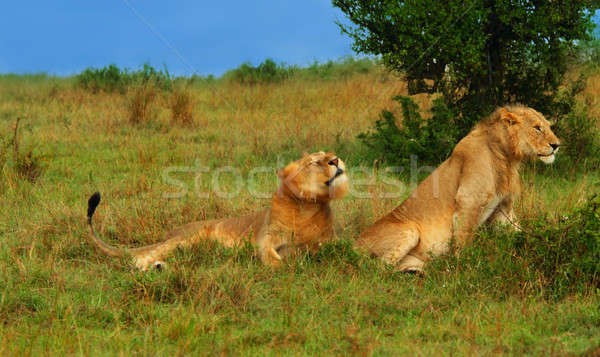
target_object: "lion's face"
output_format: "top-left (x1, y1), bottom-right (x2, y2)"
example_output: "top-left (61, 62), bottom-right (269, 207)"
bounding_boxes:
top-left (500, 107), bottom-right (561, 164)
top-left (278, 152), bottom-right (348, 202)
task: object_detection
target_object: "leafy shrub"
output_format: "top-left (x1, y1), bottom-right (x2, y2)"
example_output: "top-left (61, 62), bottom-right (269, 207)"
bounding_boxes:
top-left (131, 63), bottom-right (172, 91)
top-left (540, 74), bottom-right (600, 169)
top-left (77, 58), bottom-right (379, 89)
top-left (224, 58), bottom-right (295, 85)
top-left (358, 95), bottom-right (459, 166)
top-left (430, 195), bottom-right (600, 300)
top-left (224, 57), bottom-right (379, 84)
top-left (187, 74), bottom-right (216, 86)
top-left (550, 80), bottom-right (600, 170)
top-left (77, 63), bottom-right (172, 94)
top-left (554, 104), bottom-right (600, 170)
top-left (77, 64), bottom-right (126, 94)
top-left (579, 37), bottom-right (600, 67)
top-left (304, 57), bottom-right (378, 79)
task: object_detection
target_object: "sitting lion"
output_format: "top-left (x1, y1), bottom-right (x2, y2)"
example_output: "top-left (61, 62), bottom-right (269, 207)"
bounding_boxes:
top-left (86, 152), bottom-right (348, 270)
top-left (355, 105), bottom-right (561, 273)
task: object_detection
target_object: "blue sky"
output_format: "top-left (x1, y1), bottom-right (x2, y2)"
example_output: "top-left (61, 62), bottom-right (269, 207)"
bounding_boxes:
top-left (1, 2), bottom-right (598, 77)
top-left (0, 1), bottom-right (354, 76)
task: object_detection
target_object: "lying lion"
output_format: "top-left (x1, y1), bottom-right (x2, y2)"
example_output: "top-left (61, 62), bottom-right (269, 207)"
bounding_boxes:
top-left (355, 105), bottom-right (561, 273)
top-left (86, 152), bottom-right (348, 270)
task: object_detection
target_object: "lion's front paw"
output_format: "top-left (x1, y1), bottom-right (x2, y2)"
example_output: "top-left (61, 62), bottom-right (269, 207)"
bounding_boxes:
top-left (134, 256), bottom-right (166, 271)
top-left (153, 261), bottom-right (167, 271)
top-left (261, 247), bottom-right (283, 268)
top-left (403, 268), bottom-right (425, 277)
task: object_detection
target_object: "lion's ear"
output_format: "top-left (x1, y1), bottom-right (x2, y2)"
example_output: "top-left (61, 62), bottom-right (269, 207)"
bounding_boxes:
top-left (499, 109), bottom-right (521, 127)
top-left (302, 152), bottom-right (309, 158)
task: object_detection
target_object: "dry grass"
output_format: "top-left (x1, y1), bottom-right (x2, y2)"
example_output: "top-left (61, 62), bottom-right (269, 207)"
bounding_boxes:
top-left (127, 82), bottom-right (157, 125)
top-left (581, 70), bottom-right (600, 120)
top-left (169, 86), bottom-right (196, 126)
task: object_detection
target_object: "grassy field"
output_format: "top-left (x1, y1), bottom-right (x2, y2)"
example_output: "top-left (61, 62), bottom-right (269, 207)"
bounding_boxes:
top-left (0, 63), bottom-right (599, 355)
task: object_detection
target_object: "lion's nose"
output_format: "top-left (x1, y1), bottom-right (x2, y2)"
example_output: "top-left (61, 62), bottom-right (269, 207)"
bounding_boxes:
top-left (550, 143), bottom-right (560, 151)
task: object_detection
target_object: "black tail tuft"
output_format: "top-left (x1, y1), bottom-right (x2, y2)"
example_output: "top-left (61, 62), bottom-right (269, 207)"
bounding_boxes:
top-left (87, 192), bottom-right (101, 220)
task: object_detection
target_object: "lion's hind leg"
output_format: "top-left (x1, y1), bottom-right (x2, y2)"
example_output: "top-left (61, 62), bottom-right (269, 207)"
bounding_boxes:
top-left (397, 254), bottom-right (425, 274)
top-left (379, 227), bottom-right (420, 267)
top-left (357, 222), bottom-right (420, 269)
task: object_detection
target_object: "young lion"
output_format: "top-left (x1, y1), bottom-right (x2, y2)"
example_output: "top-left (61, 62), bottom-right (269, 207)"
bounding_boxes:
top-left (355, 105), bottom-right (561, 273)
top-left (87, 152), bottom-right (348, 270)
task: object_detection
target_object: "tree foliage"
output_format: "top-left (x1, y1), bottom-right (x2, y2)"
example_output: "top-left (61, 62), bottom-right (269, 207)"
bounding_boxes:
top-left (333, 0), bottom-right (599, 131)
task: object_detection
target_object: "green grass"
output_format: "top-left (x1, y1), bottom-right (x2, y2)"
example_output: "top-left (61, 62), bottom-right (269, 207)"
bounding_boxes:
top-left (2, 238), bottom-right (599, 355)
top-left (0, 66), bottom-right (599, 355)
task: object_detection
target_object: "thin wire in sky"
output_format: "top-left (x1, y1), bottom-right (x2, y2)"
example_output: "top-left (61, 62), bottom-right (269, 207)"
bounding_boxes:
top-left (121, 0), bottom-right (198, 74)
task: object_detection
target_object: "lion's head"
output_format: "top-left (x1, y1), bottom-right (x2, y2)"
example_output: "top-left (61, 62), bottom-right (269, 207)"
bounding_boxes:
top-left (277, 152), bottom-right (348, 202)
top-left (484, 105), bottom-right (561, 164)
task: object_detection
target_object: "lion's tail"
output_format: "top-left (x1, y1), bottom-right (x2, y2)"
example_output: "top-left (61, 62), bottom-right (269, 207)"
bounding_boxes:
top-left (86, 192), bottom-right (263, 270)
top-left (87, 192), bottom-right (125, 258)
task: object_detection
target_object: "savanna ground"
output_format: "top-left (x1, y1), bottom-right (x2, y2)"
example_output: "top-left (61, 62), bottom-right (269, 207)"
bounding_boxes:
top-left (0, 61), bottom-right (599, 355)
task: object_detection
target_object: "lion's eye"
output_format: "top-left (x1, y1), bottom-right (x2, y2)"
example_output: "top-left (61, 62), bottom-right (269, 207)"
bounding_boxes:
top-left (328, 158), bottom-right (339, 166)
top-left (534, 125), bottom-right (542, 132)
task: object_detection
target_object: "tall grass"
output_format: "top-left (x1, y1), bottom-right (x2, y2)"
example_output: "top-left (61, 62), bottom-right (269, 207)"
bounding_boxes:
top-left (0, 62), bottom-right (599, 355)
top-left (169, 86), bottom-right (196, 126)
top-left (127, 82), bottom-right (157, 125)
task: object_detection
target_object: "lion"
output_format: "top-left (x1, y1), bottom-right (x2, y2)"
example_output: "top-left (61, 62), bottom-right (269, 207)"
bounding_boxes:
top-left (86, 152), bottom-right (348, 270)
top-left (355, 105), bottom-right (561, 273)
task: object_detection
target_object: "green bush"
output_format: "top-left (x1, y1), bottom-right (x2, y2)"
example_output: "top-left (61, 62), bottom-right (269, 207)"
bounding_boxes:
top-left (357, 96), bottom-right (459, 166)
top-left (224, 58), bottom-right (296, 85)
top-left (579, 37), bottom-right (600, 67)
top-left (75, 58), bottom-right (380, 89)
top-left (429, 195), bottom-right (600, 300)
top-left (76, 63), bottom-right (172, 93)
top-left (187, 74), bottom-right (216, 86)
top-left (555, 104), bottom-right (600, 170)
top-left (131, 63), bottom-right (172, 91)
top-left (541, 76), bottom-right (600, 171)
top-left (224, 57), bottom-right (380, 84)
top-left (304, 57), bottom-right (378, 79)
top-left (77, 64), bottom-right (125, 93)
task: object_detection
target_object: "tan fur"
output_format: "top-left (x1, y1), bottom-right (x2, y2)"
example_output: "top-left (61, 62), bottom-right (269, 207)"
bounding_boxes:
top-left (355, 105), bottom-right (561, 273)
top-left (87, 152), bottom-right (348, 270)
